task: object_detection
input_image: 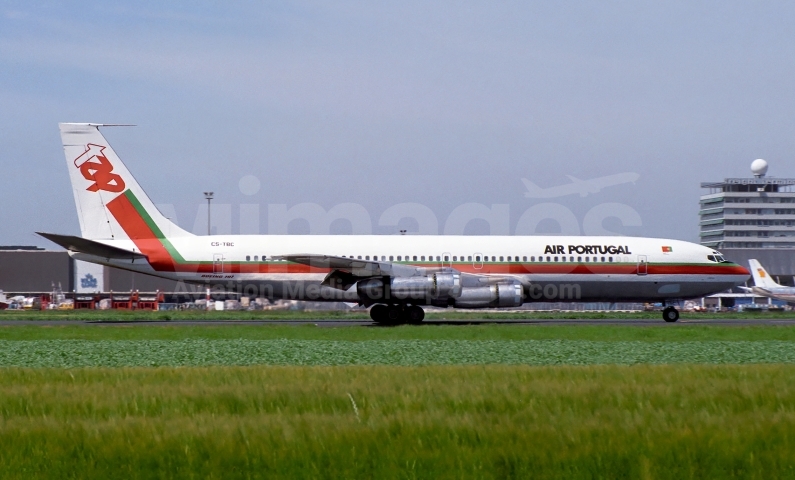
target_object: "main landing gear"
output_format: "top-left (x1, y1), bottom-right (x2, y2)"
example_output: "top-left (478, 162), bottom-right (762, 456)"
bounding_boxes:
top-left (662, 306), bottom-right (680, 323)
top-left (369, 304), bottom-right (425, 325)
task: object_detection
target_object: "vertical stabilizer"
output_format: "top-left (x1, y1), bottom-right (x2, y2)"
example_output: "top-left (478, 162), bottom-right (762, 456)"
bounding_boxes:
top-left (748, 259), bottom-right (781, 289)
top-left (59, 123), bottom-right (192, 241)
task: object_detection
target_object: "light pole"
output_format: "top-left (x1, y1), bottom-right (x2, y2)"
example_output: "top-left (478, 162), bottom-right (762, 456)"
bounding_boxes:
top-left (203, 192), bottom-right (214, 235)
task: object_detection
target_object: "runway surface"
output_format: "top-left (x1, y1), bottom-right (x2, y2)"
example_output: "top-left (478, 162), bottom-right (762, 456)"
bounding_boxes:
top-left (2, 318), bottom-right (795, 327)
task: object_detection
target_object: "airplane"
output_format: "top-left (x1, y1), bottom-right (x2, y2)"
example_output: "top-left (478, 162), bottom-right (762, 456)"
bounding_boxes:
top-left (38, 123), bottom-right (749, 323)
top-left (738, 259), bottom-right (795, 304)
top-left (522, 173), bottom-right (640, 198)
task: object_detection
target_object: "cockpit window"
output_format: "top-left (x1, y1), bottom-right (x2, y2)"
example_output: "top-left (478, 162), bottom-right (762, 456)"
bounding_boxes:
top-left (708, 252), bottom-right (727, 263)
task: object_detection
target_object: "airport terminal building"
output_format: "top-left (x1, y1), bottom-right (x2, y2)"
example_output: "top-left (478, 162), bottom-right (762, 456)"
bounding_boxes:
top-left (700, 160), bottom-right (795, 285)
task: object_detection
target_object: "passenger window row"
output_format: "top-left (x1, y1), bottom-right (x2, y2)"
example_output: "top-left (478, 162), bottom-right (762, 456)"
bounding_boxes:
top-left (242, 255), bottom-right (618, 263)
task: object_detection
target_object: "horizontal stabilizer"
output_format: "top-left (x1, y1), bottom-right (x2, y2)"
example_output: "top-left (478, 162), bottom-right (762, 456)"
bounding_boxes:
top-left (36, 232), bottom-right (147, 260)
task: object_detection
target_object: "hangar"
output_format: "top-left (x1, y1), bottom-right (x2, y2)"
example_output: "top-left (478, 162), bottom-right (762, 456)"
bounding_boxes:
top-left (0, 246), bottom-right (178, 294)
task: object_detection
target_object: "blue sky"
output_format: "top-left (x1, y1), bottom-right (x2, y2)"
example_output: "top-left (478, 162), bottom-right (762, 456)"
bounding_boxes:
top-left (2, 1), bottom-right (795, 245)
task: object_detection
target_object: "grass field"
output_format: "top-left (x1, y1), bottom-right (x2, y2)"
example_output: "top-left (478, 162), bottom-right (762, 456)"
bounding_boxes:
top-left (4, 338), bottom-right (795, 367)
top-left (2, 323), bottom-right (795, 477)
top-left (1, 365), bottom-right (794, 479)
top-left (4, 323), bottom-right (795, 341)
top-left (1, 324), bottom-right (795, 367)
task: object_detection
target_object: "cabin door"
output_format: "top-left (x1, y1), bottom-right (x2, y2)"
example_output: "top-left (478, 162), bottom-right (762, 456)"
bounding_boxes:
top-left (213, 254), bottom-right (224, 273)
top-left (637, 255), bottom-right (648, 276)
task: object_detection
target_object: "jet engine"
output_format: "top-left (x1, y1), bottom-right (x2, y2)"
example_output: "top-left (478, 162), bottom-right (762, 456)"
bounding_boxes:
top-left (356, 273), bottom-right (461, 304)
top-left (453, 283), bottom-right (523, 308)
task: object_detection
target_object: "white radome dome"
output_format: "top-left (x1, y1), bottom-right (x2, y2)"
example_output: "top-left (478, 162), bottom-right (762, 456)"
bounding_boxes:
top-left (751, 158), bottom-right (768, 177)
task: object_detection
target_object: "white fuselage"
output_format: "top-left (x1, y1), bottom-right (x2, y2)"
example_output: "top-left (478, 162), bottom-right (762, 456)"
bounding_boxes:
top-left (746, 286), bottom-right (795, 304)
top-left (72, 234), bottom-right (749, 304)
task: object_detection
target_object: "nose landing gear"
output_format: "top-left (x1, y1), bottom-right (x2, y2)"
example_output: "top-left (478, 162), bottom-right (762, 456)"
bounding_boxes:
top-left (662, 306), bottom-right (680, 323)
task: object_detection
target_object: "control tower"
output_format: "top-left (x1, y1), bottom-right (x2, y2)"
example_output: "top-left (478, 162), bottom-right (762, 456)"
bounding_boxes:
top-left (700, 160), bottom-right (795, 283)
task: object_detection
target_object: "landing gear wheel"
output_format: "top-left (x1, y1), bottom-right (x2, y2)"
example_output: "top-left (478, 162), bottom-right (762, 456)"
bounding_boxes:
top-left (662, 306), bottom-right (679, 323)
top-left (386, 306), bottom-right (403, 324)
top-left (369, 304), bottom-right (388, 323)
top-left (406, 305), bottom-right (425, 324)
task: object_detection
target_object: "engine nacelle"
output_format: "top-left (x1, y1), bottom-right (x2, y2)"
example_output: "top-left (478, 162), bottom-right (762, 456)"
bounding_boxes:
top-left (453, 283), bottom-right (524, 308)
top-left (431, 273), bottom-right (461, 298)
top-left (356, 273), bottom-right (461, 304)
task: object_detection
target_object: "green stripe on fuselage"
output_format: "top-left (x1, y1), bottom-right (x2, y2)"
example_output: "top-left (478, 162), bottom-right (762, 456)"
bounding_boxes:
top-left (119, 190), bottom-right (744, 271)
top-left (124, 190), bottom-right (190, 264)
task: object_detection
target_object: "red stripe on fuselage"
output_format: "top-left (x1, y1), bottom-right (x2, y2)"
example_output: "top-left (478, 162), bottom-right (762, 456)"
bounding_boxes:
top-left (106, 194), bottom-right (177, 272)
top-left (226, 262), bottom-right (748, 276)
top-left (103, 192), bottom-right (749, 278)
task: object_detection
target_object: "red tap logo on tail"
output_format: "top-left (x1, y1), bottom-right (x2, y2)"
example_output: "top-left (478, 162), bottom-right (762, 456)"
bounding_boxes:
top-left (73, 144), bottom-right (126, 193)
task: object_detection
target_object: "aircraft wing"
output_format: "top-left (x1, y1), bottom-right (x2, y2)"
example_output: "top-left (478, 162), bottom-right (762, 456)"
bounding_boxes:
top-left (275, 254), bottom-right (426, 276)
top-left (276, 254), bottom-right (521, 291)
top-left (36, 232), bottom-right (147, 261)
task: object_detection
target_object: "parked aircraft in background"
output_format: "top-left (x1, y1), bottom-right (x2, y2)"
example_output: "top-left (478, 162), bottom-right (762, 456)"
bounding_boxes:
top-left (522, 172), bottom-right (640, 198)
top-left (39, 124), bottom-right (748, 323)
top-left (739, 259), bottom-right (795, 304)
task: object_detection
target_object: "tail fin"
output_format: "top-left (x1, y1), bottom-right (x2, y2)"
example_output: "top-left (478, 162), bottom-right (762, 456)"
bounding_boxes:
top-left (748, 259), bottom-right (781, 289)
top-left (59, 123), bottom-right (192, 240)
